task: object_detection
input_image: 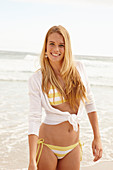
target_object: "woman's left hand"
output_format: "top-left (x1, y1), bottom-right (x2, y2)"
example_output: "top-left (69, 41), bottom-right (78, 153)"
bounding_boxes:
top-left (92, 137), bottom-right (103, 162)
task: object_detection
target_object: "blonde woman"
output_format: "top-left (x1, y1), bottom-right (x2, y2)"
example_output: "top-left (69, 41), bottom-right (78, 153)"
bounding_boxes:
top-left (28, 25), bottom-right (102, 170)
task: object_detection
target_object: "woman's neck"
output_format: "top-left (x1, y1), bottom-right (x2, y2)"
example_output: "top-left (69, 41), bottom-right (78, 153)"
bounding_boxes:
top-left (50, 61), bottom-right (62, 76)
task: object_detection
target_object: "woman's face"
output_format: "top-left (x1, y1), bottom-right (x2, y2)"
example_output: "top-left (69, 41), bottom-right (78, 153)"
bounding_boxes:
top-left (46, 32), bottom-right (65, 64)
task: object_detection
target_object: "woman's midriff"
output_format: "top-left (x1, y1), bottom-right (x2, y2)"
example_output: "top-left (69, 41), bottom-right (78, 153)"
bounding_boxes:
top-left (39, 101), bottom-right (79, 146)
top-left (39, 121), bottom-right (79, 147)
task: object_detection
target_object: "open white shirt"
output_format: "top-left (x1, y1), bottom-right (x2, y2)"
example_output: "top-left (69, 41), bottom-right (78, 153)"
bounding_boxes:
top-left (28, 61), bottom-right (96, 136)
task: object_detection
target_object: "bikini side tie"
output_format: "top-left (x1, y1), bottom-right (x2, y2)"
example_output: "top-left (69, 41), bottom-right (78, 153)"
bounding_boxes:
top-left (36, 138), bottom-right (44, 165)
top-left (79, 140), bottom-right (84, 161)
top-left (36, 138), bottom-right (84, 166)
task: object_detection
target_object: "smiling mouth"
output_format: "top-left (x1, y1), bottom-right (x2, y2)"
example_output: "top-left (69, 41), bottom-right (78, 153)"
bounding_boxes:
top-left (50, 53), bottom-right (61, 57)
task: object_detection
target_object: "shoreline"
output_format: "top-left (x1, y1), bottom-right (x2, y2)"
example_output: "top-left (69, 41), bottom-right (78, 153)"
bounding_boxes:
top-left (81, 161), bottom-right (113, 170)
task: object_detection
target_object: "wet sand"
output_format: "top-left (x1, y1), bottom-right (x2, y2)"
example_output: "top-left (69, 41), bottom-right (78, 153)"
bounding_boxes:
top-left (81, 161), bottom-right (113, 170)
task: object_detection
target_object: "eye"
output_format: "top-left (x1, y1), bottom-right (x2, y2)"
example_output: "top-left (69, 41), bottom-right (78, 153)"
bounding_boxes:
top-left (59, 44), bottom-right (64, 47)
top-left (49, 43), bottom-right (54, 45)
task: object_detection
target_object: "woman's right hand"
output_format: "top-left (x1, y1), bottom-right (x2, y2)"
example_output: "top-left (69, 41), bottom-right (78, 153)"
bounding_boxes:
top-left (28, 160), bottom-right (37, 170)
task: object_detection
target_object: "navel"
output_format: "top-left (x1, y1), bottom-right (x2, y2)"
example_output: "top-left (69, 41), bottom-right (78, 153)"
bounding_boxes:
top-left (68, 128), bottom-right (71, 133)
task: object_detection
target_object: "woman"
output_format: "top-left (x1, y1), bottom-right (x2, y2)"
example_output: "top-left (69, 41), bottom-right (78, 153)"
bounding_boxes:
top-left (28, 25), bottom-right (102, 170)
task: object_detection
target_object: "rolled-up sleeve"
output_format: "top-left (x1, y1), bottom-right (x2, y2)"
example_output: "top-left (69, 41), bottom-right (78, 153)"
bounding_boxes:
top-left (80, 62), bottom-right (97, 114)
top-left (28, 74), bottom-right (42, 136)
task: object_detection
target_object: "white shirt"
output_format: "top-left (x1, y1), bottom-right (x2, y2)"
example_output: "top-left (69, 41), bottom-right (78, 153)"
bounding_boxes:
top-left (28, 61), bottom-right (96, 136)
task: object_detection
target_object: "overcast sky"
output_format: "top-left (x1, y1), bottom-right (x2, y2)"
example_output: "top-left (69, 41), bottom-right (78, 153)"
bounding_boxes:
top-left (0, 0), bottom-right (113, 56)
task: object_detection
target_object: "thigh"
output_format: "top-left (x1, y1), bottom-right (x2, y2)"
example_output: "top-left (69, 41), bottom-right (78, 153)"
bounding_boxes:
top-left (36, 145), bottom-right (58, 170)
top-left (57, 144), bottom-right (81, 170)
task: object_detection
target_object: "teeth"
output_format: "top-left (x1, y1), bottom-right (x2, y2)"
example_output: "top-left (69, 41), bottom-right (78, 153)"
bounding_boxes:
top-left (52, 53), bottom-right (60, 56)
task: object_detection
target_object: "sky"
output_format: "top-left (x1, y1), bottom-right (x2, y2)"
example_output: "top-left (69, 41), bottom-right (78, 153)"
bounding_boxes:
top-left (0, 0), bottom-right (113, 56)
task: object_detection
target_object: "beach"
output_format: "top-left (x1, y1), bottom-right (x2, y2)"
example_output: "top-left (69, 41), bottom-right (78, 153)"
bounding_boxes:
top-left (0, 50), bottom-right (113, 169)
top-left (81, 161), bottom-right (113, 170)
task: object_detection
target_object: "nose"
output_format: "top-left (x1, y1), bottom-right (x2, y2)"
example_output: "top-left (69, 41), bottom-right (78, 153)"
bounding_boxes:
top-left (54, 45), bottom-right (59, 52)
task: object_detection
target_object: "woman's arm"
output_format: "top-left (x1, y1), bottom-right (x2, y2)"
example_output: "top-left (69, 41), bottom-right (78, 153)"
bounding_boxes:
top-left (28, 72), bottom-right (42, 169)
top-left (79, 62), bottom-right (103, 161)
top-left (29, 134), bottom-right (38, 162)
top-left (28, 73), bottom-right (42, 137)
top-left (28, 135), bottom-right (38, 170)
top-left (88, 111), bottom-right (103, 161)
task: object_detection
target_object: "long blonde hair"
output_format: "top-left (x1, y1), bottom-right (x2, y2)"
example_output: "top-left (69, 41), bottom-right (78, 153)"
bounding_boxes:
top-left (40, 25), bottom-right (87, 111)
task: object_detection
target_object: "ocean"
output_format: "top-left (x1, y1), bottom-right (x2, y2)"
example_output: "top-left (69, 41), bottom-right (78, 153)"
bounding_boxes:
top-left (0, 50), bottom-right (113, 169)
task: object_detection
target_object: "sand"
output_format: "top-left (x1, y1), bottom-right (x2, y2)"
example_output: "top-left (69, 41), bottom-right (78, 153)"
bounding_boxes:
top-left (81, 161), bottom-right (113, 170)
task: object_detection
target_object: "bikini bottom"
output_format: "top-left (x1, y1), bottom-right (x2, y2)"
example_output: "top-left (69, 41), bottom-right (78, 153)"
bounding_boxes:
top-left (36, 138), bottom-right (83, 166)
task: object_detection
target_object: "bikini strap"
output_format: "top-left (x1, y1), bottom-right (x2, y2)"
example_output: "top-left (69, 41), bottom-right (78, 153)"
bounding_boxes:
top-left (79, 140), bottom-right (84, 161)
top-left (36, 138), bottom-right (44, 166)
top-left (36, 138), bottom-right (84, 165)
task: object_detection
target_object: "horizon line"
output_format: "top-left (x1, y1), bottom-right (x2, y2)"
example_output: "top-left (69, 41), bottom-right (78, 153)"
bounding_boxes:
top-left (0, 49), bottom-right (113, 58)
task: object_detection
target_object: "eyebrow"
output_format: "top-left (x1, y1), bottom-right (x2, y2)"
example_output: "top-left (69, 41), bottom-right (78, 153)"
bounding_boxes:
top-left (49, 41), bottom-right (65, 44)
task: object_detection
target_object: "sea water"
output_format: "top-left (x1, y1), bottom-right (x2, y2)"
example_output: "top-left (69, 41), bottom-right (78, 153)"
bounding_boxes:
top-left (0, 50), bottom-right (113, 169)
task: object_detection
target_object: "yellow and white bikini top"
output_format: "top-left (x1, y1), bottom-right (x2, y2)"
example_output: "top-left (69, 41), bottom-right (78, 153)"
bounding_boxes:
top-left (48, 85), bottom-right (67, 105)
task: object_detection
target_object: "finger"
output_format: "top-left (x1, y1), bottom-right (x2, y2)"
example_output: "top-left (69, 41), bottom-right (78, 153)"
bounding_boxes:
top-left (94, 149), bottom-right (103, 162)
top-left (99, 149), bottom-right (103, 159)
top-left (93, 153), bottom-right (99, 162)
top-left (95, 148), bottom-right (99, 157)
top-left (94, 155), bottom-right (100, 162)
top-left (93, 157), bottom-right (97, 162)
top-left (93, 156), bottom-right (99, 162)
top-left (93, 148), bottom-right (99, 162)
top-left (92, 145), bottom-right (96, 156)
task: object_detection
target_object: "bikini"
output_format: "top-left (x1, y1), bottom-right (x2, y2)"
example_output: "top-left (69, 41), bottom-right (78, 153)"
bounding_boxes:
top-left (29, 62), bottom-right (97, 167)
top-left (36, 85), bottom-right (83, 166)
top-left (47, 85), bottom-right (67, 105)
